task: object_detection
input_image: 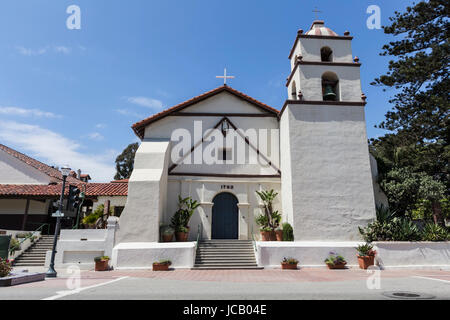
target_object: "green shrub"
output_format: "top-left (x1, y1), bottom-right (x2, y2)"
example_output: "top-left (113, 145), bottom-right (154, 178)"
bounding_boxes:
top-left (9, 238), bottom-right (21, 253)
top-left (359, 218), bottom-right (422, 242)
top-left (282, 222), bottom-right (294, 241)
top-left (82, 204), bottom-right (113, 225)
top-left (421, 223), bottom-right (449, 241)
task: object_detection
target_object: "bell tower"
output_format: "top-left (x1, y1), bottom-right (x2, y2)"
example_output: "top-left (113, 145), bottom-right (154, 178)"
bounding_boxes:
top-left (280, 20), bottom-right (376, 241)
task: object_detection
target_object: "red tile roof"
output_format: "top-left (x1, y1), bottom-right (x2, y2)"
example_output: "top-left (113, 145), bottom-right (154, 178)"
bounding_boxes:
top-left (0, 144), bottom-right (82, 184)
top-left (0, 182), bottom-right (128, 198)
top-left (131, 85), bottom-right (280, 139)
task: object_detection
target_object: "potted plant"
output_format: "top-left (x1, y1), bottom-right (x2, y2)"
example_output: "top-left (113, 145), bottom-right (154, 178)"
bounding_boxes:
top-left (0, 258), bottom-right (12, 278)
top-left (170, 196), bottom-right (199, 242)
top-left (160, 225), bottom-right (174, 242)
top-left (153, 259), bottom-right (172, 271)
top-left (281, 257), bottom-right (299, 270)
top-left (255, 189), bottom-right (282, 241)
top-left (324, 251), bottom-right (347, 269)
top-left (356, 243), bottom-right (377, 269)
top-left (94, 256), bottom-right (110, 271)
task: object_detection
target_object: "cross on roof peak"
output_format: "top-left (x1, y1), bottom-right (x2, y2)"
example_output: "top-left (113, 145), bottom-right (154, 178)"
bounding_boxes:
top-left (216, 68), bottom-right (235, 85)
top-left (313, 7), bottom-right (322, 20)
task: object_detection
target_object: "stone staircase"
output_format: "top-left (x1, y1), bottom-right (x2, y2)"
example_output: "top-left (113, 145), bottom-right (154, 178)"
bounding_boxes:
top-left (193, 240), bottom-right (262, 269)
top-left (13, 235), bottom-right (55, 267)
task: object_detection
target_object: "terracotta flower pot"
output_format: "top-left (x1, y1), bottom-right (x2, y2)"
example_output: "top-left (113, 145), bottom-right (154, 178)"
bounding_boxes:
top-left (153, 263), bottom-right (170, 271)
top-left (326, 262), bottom-right (347, 270)
top-left (281, 262), bottom-right (298, 270)
top-left (162, 233), bottom-right (174, 242)
top-left (175, 230), bottom-right (189, 242)
top-left (357, 255), bottom-right (375, 269)
top-left (260, 231), bottom-right (271, 241)
top-left (269, 231), bottom-right (277, 241)
top-left (95, 260), bottom-right (109, 271)
top-left (275, 230), bottom-right (283, 241)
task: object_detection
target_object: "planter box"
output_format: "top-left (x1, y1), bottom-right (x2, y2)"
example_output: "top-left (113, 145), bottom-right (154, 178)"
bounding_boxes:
top-left (95, 260), bottom-right (109, 271)
top-left (281, 263), bottom-right (298, 270)
top-left (326, 262), bottom-right (347, 270)
top-left (153, 263), bottom-right (170, 271)
top-left (0, 272), bottom-right (45, 287)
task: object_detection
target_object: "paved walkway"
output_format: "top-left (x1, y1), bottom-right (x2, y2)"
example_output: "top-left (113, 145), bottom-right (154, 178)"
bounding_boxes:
top-left (3, 267), bottom-right (449, 300)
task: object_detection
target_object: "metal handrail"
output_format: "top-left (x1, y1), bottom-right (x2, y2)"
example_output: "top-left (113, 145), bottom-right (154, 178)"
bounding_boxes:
top-left (251, 225), bottom-right (257, 252)
top-left (10, 222), bottom-right (51, 255)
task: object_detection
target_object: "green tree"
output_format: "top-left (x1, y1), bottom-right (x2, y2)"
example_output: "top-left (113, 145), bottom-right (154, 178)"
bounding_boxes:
top-left (371, 0), bottom-right (449, 188)
top-left (114, 143), bottom-right (139, 180)
top-left (369, 0), bottom-right (449, 222)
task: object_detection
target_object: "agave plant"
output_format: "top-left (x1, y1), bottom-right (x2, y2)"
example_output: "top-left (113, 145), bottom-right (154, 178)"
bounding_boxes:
top-left (376, 204), bottom-right (396, 223)
top-left (421, 223), bottom-right (450, 241)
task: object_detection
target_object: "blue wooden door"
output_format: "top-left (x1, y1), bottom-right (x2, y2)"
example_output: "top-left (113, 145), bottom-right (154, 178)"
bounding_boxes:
top-left (212, 193), bottom-right (239, 239)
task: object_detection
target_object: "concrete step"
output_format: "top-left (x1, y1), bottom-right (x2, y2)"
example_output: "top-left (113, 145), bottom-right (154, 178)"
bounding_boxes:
top-left (194, 239), bottom-right (258, 269)
top-left (192, 266), bottom-right (263, 270)
top-left (196, 253), bottom-right (256, 258)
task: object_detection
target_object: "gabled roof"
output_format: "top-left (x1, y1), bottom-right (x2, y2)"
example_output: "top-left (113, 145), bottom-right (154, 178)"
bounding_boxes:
top-left (131, 85), bottom-right (279, 139)
top-left (0, 144), bottom-right (82, 184)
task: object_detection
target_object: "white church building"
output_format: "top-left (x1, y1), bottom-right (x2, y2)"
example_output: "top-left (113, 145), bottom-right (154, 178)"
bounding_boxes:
top-left (101, 20), bottom-right (396, 269)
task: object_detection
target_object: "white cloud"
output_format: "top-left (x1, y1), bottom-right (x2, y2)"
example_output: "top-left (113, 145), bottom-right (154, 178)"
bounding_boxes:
top-left (16, 45), bottom-right (72, 56)
top-left (86, 132), bottom-right (104, 141)
top-left (0, 120), bottom-right (115, 182)
top-left (116, 108), bottom-right (144, 118)
top-left (127, 96), bottom-right (163, 109)
top-left (54, 46), bottom-right (71, 54)
top-left (95, 123), bottom-right (107, 129)
top-left (0, 106), bottom-right (62, 118)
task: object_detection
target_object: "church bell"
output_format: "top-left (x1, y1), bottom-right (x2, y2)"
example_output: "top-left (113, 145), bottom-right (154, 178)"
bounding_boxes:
top-left (323, 84), bottom-right (337, 101)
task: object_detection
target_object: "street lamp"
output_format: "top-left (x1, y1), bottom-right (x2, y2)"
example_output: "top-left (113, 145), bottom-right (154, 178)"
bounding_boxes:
top-left (46, 165), bottom-right (70, 278)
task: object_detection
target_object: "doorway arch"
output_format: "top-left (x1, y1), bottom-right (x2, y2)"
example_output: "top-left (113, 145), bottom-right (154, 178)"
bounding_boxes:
top-left (211, 192), bottom-right (239, 239)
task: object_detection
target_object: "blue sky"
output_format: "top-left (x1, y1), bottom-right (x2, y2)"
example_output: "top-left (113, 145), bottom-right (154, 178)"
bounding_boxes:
top-left (0, 0), bottom-right (415, 181)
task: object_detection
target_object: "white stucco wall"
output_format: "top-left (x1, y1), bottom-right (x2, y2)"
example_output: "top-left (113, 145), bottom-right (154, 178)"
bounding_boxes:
top-left (290, 37), bottom-right (354, 70)
top-left (116, 140), bottom-right (170, 243)
top-left (44, 217), bottom-right (118, 269)
top-left (281, 103), bottom-right (376, 241)
top-left (374, 242), bottom-right (450, 269)
top-left (143, 92), bottom-right (281, 176)
top-left (112, 242), bottom-right (196, 269)
top-left (165, 176), bottom-right (282, 241)
top-left (0, 149), bottom-right (51, 184)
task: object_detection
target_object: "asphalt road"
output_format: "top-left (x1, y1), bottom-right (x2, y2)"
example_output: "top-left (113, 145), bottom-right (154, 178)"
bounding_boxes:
top-left (1, 268), bottom-right (449, 300)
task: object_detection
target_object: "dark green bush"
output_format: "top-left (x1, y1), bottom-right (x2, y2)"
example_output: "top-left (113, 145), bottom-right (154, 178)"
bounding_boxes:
top-left (282, 222), bottom-right (294, 241)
